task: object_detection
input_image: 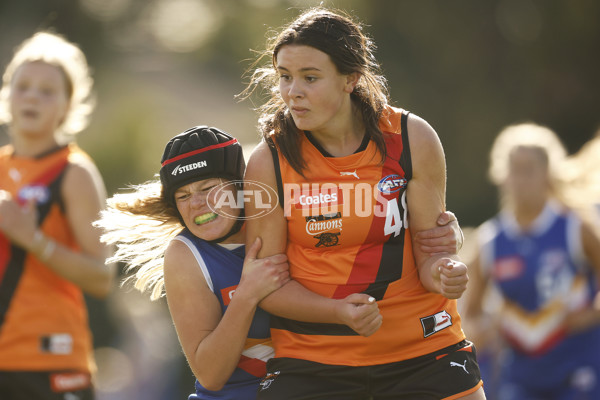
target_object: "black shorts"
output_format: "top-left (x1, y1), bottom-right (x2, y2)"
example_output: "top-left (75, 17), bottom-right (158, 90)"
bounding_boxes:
top-left (257, 340), bottom-right (483, 400)
top-left (0, 370), bottom-right (94, 400)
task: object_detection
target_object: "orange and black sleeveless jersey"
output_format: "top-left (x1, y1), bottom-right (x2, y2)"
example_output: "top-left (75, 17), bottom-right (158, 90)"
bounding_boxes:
top-left (0, 144), bottom-right (94, 372)
top-left (268, 106), bottom-right (465, 366)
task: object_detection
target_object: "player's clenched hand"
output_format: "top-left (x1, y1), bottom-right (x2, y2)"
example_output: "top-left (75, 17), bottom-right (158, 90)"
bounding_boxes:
top-left (336, 293), bottom-right (382, 337)
top-left (0, 190), bottom-right (38, 250)
top-left (414, 211), bottom-right (463, 255)
top-left (238, 237), bottom-right (290, 303)
top-left (432, 258), bottom-right (468, 299)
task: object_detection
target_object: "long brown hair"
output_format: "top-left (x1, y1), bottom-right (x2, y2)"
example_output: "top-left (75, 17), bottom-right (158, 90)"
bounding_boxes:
top-left (241, 7), bottom-right (390, 175)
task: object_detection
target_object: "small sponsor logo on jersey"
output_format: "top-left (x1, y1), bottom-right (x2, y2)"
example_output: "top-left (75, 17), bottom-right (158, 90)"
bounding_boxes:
top-left (220, 285), bottom-right (238, 306)
top-left (450, 360), bottom-right (469, 374)
top-left (571, 366), bottom-right (597, 392)
top-left (18, 185), bottom-right (50, 204)
top-left (304, 212), bottom-right (343, 247)
top-left (9, 168), bottom-right (21, 182)
top-left (293, 188), bottom-right (343, 209)
top-left (493, 256), bottom-right (524, 281)
top-left (259, 371), bottom-right (280, 391)
top-left (50, 372), bottom-right (90, 393)
top-left (421, 310), bottom-right (452, 337)
top-left (377, 174), bottom-right (407, 194)
top-left (171, 160), bottom-right (208, 176)
top-left (340, 170), bottom-right (359, 179)
top-left (314, 232), bottom-right (341, 247)
top-left (304, 212), bottom-right (342, 222)
top-left (305, 212), bottom-right (343, 235)
top-left (41, 333), bottom-right (73, 355)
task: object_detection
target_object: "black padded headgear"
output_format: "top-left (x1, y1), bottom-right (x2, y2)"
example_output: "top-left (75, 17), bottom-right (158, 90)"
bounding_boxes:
top-left (159, 126), bottom-right (245, 206)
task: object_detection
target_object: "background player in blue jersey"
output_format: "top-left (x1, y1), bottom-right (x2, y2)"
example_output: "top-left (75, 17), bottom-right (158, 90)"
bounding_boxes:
top-left (464, 123), bottom-right (600, 400)
top-left (96, 125), bottom-right (464, 399)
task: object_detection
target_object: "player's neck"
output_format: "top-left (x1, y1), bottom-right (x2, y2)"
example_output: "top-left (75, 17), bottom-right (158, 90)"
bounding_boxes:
top-left (512, 198), bottom-right (547, 229)
top-left (309, 106), bottom-right (365, 157)
top-left (11, 130), bottom-right (59, 157)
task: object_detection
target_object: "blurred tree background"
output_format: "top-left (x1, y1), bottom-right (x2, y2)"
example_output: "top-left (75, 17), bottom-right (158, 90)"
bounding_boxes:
top-left (2, 0), bottom-right (599, 226)
top-left (1, 0), bottom-right (599, 397)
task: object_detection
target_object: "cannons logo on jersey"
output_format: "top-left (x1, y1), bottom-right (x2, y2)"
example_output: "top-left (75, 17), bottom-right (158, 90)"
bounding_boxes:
top-left (305, 212), bottom-right (343, 247)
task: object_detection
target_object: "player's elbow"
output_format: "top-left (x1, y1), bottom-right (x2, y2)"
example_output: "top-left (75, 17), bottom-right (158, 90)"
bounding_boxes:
top-left (86, 279), bottom-right (112, 299)
top-left (86, 263), bottom-right (116, 298)
top-left (199, 381), bottom-right (226, 392)
top-left (196, 372), bottom-right (227, 391)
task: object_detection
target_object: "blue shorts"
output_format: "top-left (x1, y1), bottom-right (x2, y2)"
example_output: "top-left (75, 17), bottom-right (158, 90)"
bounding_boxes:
top-left (497, 329), bottom-right (600, 400)
top-left (497, 354), bottom-right (600, 400)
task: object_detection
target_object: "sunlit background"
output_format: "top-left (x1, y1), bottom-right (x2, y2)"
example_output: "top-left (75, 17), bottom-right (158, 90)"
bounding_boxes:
top-left (1, 0), bottom-right (599, 398)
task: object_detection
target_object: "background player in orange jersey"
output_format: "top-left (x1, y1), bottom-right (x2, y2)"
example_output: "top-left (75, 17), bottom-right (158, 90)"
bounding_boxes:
top-left (243, 6), bottom-right (485, 400)
top-left (0, 32), bottom-right (115, 399)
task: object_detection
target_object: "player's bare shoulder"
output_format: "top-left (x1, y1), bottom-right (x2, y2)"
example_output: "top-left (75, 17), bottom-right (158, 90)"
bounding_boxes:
top-left (406, 114), bottom-right (443, 153)
top-left (63, 147), bottom-right (106, 203)
top-left (245, 140), bottom-right (276, 181)
top-left (406, 114), bottom-right (446, 176)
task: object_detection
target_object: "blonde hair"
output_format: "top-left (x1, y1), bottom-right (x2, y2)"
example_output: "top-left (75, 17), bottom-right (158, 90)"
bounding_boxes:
top-left (488, 122), bottom-right (568, 186)
top-left (0, 31), bottom-right (95, 140)
top-left (95, 179), bottom-right (182, 300)
top-left (564, 131), bottom-right (600, 210)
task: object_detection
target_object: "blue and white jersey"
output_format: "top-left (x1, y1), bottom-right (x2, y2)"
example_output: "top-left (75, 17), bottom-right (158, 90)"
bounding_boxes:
top-left (174, 229), bottom-right (273, 400)
top-left (479, 201), bottom-right (600, 392)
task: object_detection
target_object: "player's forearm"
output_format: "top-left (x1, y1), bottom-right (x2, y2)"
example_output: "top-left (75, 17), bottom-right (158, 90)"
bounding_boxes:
top-left (189, 293), bottom-right (259, 391)
top-left (29, 234), bottom-right (115, 297)
top-left (259, 280), bottom-right (342, 324)
top-left (564, 306), bottom-right (600, 334)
